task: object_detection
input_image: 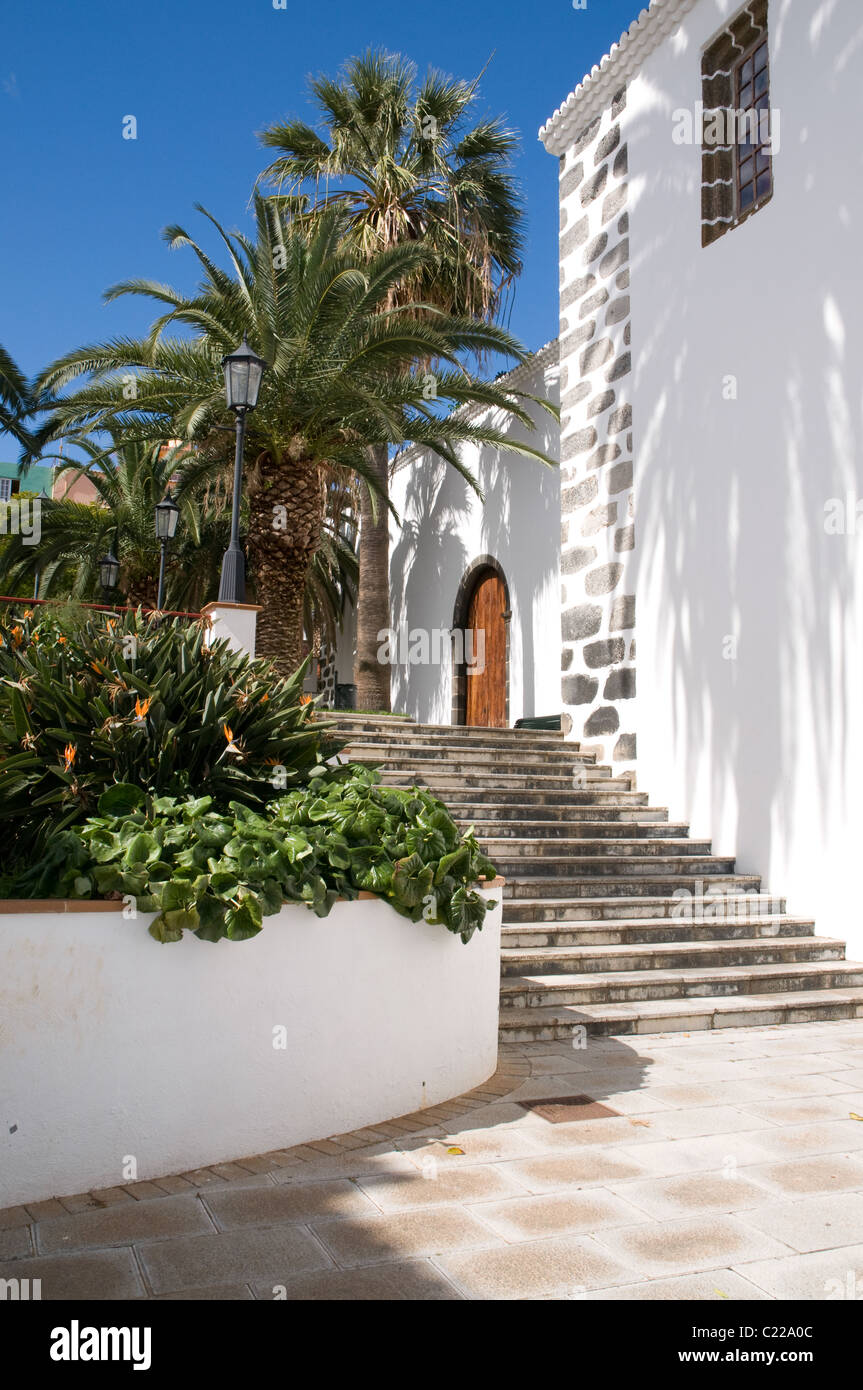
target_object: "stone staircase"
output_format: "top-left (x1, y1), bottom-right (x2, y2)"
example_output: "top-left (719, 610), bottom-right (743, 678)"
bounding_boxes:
top-left (328, 714), bottom-right (863, 1041)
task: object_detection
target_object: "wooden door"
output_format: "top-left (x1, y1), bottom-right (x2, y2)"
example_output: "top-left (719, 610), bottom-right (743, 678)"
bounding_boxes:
top-left (465, 571), bottom-right (506, 727)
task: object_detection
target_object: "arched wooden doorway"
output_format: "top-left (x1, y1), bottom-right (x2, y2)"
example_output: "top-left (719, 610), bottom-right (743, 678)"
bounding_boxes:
top-left (451, 558), bottom-right (510, 727)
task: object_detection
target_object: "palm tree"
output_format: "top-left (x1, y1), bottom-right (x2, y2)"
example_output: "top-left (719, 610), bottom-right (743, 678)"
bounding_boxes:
top-left (31, 200), bottom-right (553, 674)
top-left (258, 49), bottom-right (526, 707)
top-left (0, 434), bottom-right (228, 610)
top-left (0, 344), bottom-right (37, 452)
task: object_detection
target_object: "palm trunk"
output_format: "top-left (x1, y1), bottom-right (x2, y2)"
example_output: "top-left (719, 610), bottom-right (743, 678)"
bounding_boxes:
top-left (355, 442), bottom-right (392, 711)
top-left (246, 453), bottom-right (324, 677)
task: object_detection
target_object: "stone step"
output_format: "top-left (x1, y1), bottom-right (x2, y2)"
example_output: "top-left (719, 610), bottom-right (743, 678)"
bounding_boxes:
top-left (500, 934), bottom-right (843, 978)
top-left (386, 786), bottom-right (649, 806)
top-left (495, 855), bottom-right (736, 879)
top-left (453, 804), bottom-right (668, 822)
top-left (328, 716), bottom-right (566, 743)
top-left (462, 819), bottom-right (686, 838)
top-left (502, 892), bottom-right (783, 921)
top-left (481, 837), bottom-right (710, 858)
top-left (501, 960), bottom-right (863, 1009)
top-left (498, 987), bottom-right (863, 1040)
top-left (501, 914), bottom-right (816, 947)
top-left (337, 728), bottom-right (583, 755)
top-left (374, 767), bottom-right (632, 789)
top-left (503, 872), bottom-right (758, 899)
top-left (343, 742), bottom-right (599, 770)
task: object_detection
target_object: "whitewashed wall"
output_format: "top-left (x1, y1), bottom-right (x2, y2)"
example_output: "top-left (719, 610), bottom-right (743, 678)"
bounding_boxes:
top-left (621, 0), bottom-right (863, 952)
top-left (387, 348), bottom-right (561, 725)
top-left (0, 895), bottom-right (502, 1208)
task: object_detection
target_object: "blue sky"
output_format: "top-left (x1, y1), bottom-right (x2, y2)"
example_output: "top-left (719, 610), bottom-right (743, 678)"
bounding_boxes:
top-left (1, 0), bottom-right (640, 440)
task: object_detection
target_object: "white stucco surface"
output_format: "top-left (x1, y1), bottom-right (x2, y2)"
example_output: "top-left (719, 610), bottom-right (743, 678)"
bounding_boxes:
top-left (387, 348), bottom-right (561, 725)
top-left (624, 0), bottom-right (863, 951)
top-left (0, 894), bottom-right (501, 1207)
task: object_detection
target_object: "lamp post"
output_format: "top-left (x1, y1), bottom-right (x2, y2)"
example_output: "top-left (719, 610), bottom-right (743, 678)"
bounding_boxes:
top-left (218, 336), bottom-right (266, 604)
top-left (32, 489), bottom-right (50, 600)
top-left (154, 490), bottom-right (180, 610)
top-left (98, 550), bottom-right (120, 605)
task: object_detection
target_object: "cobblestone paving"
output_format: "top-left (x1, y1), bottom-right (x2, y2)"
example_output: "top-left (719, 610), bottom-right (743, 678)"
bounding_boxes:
top-left (3, 1021), bottom-right (863, 1299)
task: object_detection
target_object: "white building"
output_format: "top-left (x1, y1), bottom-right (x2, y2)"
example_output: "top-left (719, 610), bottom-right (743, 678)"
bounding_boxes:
top-left (343, 0), bottom-right (863, 955)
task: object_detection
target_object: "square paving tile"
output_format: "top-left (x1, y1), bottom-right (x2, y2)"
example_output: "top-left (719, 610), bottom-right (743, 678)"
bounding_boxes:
top-left (0, 1226), bottom-right (31, 1260)
top-left (0, 1249), bottom-right (143, 1300)
top-left (36, 1194), bottom-right (213, 1254)
top-left (517, 1113), bottom-right (660, 1150)
top-left (435, 1234), bottom-right (638, 1298)
top-left (471, 1189), bottom-right (650, 1242)
top-left (399, 1128), bottom-right (544, 1166)
top-left (137, 1225), bottom-right (333, 1295)
top-left (204, 1179), bottom-right (377, 1229)
top-left (742, 1153), bottom-right (863, 1197)
top-left (591, 1214), bottom-right (792, 1277)
top-left (357, 1164), bottom-right (526, 1212)
top-left (310, 1205), bottom-right (495, 1267)
top-left (740, 1095), bottom-right (863, 1126)
top-left (155, 1284), bottom-right (254, 1300)
top-left (741, 1119), bottom-right (863, 1160)
top-left (645, 1105), bottom-right (777, 1140)
top-left (252, 1259), bottom-right (463, 1300)
top-left (739, 1192), bottom-right (863, 1254)
top-left (500, 1149), bottom-right (650, 1194)
top-left (612, 1134), bottom-right (773, 1178)
top-left (734, 1243), bottom-right (863, 1300)
top-left (569, 1269), bottom-right (772, 1300)
top-left (610, 1170), bottom-right (775, 1219)
top-left (828, 1068), bottom-right (863, 1089)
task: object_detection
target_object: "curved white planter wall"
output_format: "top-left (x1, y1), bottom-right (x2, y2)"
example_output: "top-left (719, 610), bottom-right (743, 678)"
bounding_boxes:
top-left (0, 893), bottom-right (501, 1208)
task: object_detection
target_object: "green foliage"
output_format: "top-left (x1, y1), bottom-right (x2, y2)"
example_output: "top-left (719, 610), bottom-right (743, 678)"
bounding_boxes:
top-left (9, 765), bottom-right (498, 945)
top-left (0, 606), bottom-right (338, 861)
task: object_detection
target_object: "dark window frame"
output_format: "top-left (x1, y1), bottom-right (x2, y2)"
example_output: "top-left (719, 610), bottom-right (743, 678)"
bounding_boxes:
top-left (733, 34), bottom-right (773, 221)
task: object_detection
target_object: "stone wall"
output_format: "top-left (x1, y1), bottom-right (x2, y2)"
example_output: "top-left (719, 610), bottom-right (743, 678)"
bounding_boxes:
top-left (557, 83), bottom-right (635, 769)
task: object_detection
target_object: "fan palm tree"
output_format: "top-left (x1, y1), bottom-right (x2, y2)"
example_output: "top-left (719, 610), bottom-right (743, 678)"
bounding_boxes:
top-left (30, 200), bottom-right (553, 674)
top-left (258, 49), bottom-right (526, 707)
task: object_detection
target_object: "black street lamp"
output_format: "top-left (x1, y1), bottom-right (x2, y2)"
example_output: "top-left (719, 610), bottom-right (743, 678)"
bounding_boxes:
top-left (32, 489), bottom-right (50, 600)
top-left (154, 490), bottom-right (180, 610)
top-left (218, 336), bottom-right (266, 604)
top-left (98, 550), bottom-right (120, 604)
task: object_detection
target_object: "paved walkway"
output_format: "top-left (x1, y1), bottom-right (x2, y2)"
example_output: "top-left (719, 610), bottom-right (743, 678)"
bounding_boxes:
top-left (4, 1020), bottom-right (863, 1299)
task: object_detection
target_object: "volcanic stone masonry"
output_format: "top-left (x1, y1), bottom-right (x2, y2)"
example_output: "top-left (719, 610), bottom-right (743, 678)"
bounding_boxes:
top-left (557, 82), bottom-right (635, 771)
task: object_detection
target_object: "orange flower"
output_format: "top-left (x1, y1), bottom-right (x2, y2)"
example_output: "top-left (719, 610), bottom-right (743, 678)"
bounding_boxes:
top-left (299, 693), bottom-right (313, 705)
top-left (63, 743), bottom-right (77, 771)
top-left (57, 635), bottom-right (67, 644)
top-left (11, 626), bottom-right (23, 646)
top-left (134, 696), bottom-right (151, 719)
top-left (260, 693), bottom-right (269, 703)
top-left (223, 724), bottom-right (233, 742)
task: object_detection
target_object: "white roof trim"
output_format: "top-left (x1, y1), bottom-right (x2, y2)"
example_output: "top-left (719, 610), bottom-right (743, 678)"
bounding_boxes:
top-left (390, 339), bottom-right (560, 477)
top-left (539, 0), bottom-right (699, 155)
